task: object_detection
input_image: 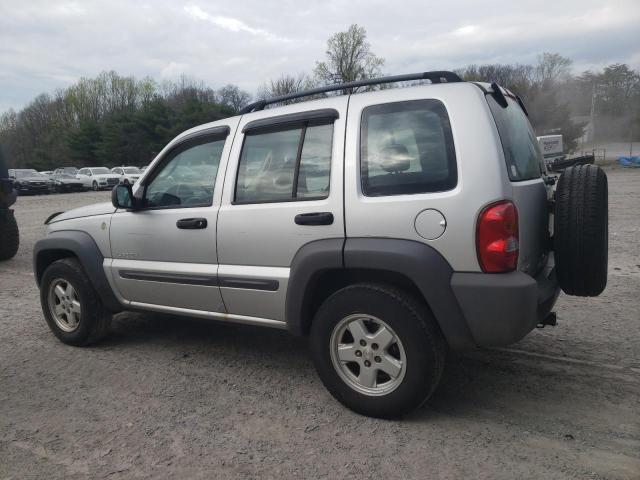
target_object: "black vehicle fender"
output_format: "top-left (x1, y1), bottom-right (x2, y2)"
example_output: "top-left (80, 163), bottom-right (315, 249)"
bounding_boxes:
top-left (33, 230), bottom-right (122, 312)
top-left (286, 237), bottom-right (476, 350)
top-left (286, 238), bottom-right (345, 336)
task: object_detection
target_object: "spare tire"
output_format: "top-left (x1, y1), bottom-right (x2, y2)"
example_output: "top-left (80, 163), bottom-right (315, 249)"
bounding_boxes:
top-left (554, 164), bottom-right (608, 296)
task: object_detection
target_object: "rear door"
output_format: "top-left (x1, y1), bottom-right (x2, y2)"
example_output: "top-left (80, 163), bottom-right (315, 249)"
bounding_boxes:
top-left (216, 98), bottom-right (347, 321)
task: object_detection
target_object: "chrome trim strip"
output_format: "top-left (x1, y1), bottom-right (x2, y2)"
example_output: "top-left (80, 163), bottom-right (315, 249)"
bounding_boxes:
top-left (129, 301), bottom-right (287, 329)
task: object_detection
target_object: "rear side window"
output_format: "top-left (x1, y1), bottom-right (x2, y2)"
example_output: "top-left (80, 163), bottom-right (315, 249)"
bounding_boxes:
top-left (360, 100), bottom-right (457, 196)
top-left (486, 95), bottom-right (543, 181)
top-left (235, 122), bottom-right (333, 203)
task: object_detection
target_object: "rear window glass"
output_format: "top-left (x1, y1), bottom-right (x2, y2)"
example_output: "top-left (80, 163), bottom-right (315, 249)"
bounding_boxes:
top-left (487, 95), bottom-right (543, 181)
top-left (360, 100), bottom-right (457, 196)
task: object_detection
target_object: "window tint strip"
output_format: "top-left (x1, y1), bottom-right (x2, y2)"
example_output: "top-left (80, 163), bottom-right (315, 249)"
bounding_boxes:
top-left (242, 109), bottom-right (338, 134)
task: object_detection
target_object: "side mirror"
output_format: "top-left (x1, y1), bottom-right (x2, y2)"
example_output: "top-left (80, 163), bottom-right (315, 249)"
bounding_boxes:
top-left (112, 184), bottom-right (136, 209)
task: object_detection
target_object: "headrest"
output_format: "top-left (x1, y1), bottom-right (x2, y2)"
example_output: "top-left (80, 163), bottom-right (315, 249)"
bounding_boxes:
top-left (379, 144), bottom-right (412, 173)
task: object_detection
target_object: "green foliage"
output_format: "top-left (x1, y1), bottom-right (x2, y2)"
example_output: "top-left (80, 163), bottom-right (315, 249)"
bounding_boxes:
top-left (2, 30), bottom-right (638, 167)
top-left (0, 73), bottom-right (249, 169)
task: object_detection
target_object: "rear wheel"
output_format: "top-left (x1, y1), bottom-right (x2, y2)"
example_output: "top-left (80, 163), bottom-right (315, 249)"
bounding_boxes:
top-left (310, 284), bottom-right (446, 418)
top-left (0, 211), bottom-right (19, 260)
top-left (40, 258), bottom-right (111, 346)
top-left (554, 164), bottom-right (608, 296)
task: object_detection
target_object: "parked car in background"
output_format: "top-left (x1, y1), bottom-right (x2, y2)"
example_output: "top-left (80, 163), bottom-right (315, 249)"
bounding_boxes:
top-left (51, 173), bottom-right (88, 193)
top-left (8, 169), bottom-right (50, 195)
top-left (54, 167), bottom-right (78, 176)
top-left (76, 167), bottom-right (120, 191)
top-left (38, 171), bottom-right (57, 192)
top-left (140, 165), bottom-right (148, 172)
top-left (111, 166), bottom-right (142, 185)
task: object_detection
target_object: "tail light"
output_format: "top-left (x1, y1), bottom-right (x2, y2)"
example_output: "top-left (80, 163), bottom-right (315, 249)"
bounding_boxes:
top-left (476, 201), bottom-right (519, 273)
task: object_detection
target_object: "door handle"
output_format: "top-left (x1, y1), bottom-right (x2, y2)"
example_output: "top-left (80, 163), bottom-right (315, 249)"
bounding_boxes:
top-left (294, 212), bottom-right (334, 226)
top-left (176, 218), bottom-right (208, 229)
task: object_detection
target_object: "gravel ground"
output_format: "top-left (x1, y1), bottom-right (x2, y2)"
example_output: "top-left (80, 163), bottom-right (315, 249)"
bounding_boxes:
top-left (1, 168), bottom-right (639, 479)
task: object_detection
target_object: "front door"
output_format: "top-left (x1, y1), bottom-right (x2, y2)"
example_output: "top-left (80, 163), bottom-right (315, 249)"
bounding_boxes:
top-left (107, 122), bottom-right (237, 313)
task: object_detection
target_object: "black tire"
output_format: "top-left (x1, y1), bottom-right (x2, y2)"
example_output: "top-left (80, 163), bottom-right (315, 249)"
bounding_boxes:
top-left (310, 284), bottom-right (446, 418)
top-left (92, 181), bottom-right (98, 191)
top-left (123, 179), bottom-right (129, 185)
top-left (0, 211), bottom-right (19, 260)
top-left (554, 164), bottom-right (608, 296)
top-left (40, 258), bottom-right (111, 346)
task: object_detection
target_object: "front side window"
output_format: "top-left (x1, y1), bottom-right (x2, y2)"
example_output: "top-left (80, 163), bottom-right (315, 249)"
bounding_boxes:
top-left (360, 100), bottom-right (457, 196)
top-left (486, 95), bottom-right (543, 181)
top-left (235, 122), bottom-right (333, 203)
top-left (144, 136), bottom-right (225, 208)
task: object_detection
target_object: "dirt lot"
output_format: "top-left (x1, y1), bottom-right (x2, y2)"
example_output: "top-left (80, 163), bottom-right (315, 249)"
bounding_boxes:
top-left (1, 168), bottom-right (639, 480)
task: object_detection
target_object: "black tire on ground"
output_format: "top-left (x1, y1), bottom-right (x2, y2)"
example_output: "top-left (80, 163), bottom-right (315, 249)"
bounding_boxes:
top-left (92, 181), bottom-right (98, 191)
top-left (0, 211), bottom-right (19, 260)
top-left (39, 258), bottom-right (112, 346)
top-left (310, 284), bottom-right (446, 418)
top-left (554, 164), bottom-right (608, 296)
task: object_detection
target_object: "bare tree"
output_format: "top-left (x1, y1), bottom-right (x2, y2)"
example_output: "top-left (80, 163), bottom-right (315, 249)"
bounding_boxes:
top-left (314, 24), bottom-right (384, 93)
top-left (536, 52), bottom-right (572, 84)
top-left (256, 73), bottom-right (316, 104)
top-left (217, 84), bottom-right (251, 112)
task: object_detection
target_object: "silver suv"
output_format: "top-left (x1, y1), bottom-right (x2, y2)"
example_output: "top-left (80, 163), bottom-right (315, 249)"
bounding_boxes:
top-left (34, 72), bottom-right (608, 418)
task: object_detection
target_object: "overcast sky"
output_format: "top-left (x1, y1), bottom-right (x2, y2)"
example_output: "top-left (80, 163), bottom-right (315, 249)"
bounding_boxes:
top-left (1, 0), bottom-right (639, 113)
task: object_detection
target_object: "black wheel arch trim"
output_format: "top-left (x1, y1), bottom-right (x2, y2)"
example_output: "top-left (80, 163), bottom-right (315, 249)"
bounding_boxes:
top-left (33, 230), bottom-right (122, 312)
top-left (285, 237), bottom-right (476, 350)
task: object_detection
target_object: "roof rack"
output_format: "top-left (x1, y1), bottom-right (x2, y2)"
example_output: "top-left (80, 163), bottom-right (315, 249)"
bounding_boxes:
top-left (239, 70), bottom-right (463, 114)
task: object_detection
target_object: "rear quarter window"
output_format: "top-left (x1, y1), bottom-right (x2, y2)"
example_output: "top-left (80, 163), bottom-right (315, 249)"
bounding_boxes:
top-left (486, 95), bottom-right (543, 181)
top-left (360, 99), bottom-right (457, 196)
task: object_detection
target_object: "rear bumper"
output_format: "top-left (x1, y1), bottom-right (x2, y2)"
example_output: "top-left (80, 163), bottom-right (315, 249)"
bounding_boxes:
top-left (451, 260), bottom-right (560, 347)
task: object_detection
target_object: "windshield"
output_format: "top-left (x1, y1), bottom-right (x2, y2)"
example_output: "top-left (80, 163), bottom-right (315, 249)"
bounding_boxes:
top-left (61, 167), bottom-right (77, 174)
top-left (124, 167), bottom-right (141, 174)
top-left (15, 169), bottom-right (43, 178)
top-left (57, 174), bottom-right (75, 179)
top-left (486, 94), bottom-right (543, 181)
top-left (90, 167), bottom-right (110, 174)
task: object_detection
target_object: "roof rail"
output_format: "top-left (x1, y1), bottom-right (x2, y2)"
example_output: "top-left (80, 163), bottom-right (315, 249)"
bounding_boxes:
top-left (239, 70), bottom-right (463, 114)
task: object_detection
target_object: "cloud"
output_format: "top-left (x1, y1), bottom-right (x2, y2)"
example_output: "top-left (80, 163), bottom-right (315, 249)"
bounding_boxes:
top-left (0, 0), bottom-right (639, 112)
top-left (183, 5), bottom-right (283, 41)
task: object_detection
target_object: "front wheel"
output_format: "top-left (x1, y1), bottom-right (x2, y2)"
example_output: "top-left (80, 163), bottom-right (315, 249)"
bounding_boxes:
top-left (92, 181), bottom-right (98, 191)
top-left (40, 258), bottom-right (111, 346)
top-left (310, 284), bottom-right (446, 418)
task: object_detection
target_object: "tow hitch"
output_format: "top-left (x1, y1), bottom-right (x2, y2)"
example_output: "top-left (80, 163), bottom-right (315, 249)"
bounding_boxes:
top-left (537, 312), bottom-right (557, 328)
